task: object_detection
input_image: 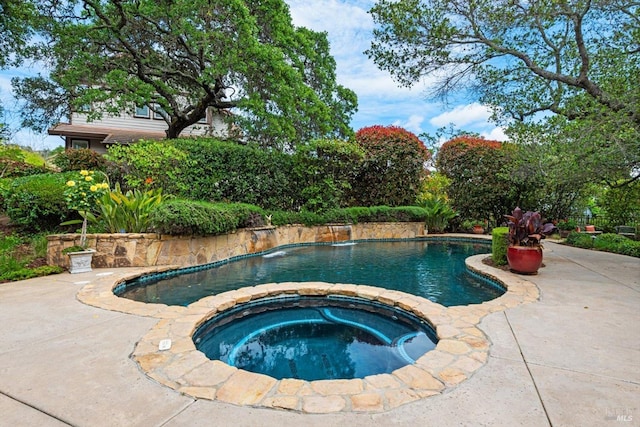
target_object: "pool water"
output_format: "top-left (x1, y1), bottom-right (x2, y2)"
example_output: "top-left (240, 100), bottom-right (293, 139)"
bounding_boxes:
top-left (193, 296), bottom-right (438, 380)
top-left (117, 240), bottom-right (503, 307)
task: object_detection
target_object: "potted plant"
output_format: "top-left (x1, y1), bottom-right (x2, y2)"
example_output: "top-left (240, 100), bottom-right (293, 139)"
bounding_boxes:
top-left (557, 219), bottom-right (578, 238)
top-left (462, 219), bottom-right (485, 234)
top-left (62, 170), bottom-right (109, 273)
top-left (504, 207), bottom-right (556, 274)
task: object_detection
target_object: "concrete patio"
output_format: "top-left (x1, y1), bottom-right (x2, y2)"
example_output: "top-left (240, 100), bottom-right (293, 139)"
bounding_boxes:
top-left (0, 241), bottom-right (638, 426)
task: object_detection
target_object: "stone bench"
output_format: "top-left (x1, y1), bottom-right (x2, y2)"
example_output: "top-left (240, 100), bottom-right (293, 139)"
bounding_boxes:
top-left (615, 226), bottom-right (636, 239)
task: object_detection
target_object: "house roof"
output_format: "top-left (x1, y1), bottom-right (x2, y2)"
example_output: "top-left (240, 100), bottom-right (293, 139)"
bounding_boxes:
top-left (48, 123), bottom-right (166, 144)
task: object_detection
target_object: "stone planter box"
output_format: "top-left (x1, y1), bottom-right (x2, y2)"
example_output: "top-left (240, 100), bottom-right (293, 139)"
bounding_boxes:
top-left (47, 222), bottom-right (426, 270)
top-left (67, 249), bottom-right (95, 274)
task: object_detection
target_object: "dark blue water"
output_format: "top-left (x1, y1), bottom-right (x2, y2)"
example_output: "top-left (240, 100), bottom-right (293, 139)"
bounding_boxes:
top-left (118, 240), bottom-right (503, 306)
top-left (193, 296), bottom-right (438, 380)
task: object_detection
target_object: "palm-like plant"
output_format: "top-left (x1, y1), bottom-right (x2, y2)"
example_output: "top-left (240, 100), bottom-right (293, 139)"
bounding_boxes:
top-left (87, 183), bottom-right (164, 233)
top-left (419, 197), bottom-right (457, 233)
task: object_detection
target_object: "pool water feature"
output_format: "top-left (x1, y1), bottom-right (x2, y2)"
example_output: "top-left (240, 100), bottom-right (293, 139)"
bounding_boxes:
top-left (117, 240), bottom-right (504, 307)
top-left (193, 295), bottom-right (438, 381)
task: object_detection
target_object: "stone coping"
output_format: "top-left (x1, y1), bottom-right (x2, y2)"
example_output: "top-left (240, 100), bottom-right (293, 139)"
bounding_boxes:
top-left (76, 247), bottom-right (540, 414)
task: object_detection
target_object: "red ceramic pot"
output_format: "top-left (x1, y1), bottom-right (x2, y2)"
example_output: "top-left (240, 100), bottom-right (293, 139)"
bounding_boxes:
top-left (507, 246), bottom-right (543, 274)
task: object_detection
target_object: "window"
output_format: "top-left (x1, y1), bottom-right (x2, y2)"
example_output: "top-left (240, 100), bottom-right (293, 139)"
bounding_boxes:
top-left (134, 105), bottom-right (150, 118)
top-left (153, 105), bottom-right (168, 120)
top-left (198, 111), bottom-right (208, 124)
top-left (71, 139), bottom-right (89, 149)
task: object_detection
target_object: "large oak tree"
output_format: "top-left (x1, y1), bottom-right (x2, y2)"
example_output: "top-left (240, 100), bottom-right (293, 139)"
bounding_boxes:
top-left (14, 0), bottom-right (357, 148)
top-left (368, 0), bottom-right (639, 184)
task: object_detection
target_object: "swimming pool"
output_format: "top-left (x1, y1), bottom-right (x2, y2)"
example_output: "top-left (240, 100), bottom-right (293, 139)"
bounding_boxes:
top-left (115, 240), bottom-right (504, 306)
top-left (193, 295), bottom-right (438, 380)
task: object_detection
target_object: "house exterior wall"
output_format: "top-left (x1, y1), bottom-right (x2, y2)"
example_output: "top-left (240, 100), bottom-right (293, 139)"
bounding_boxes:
top-left (71, 109), bottom-right (229, 137)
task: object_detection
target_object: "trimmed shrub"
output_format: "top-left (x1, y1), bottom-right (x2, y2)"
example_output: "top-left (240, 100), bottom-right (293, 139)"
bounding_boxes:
top-left (436, 136), bottom-right (514, 223)
top-left (4, 173), bottom-right (75, 232)
top-left (492, 227), bottom-right (509, 266)
top-left (565, 231), bottom-right (594, 249)
top-left (0, 159), bottom-right (50, 178)
top-left (293, 139), bottom-right (364, 211)
top-left (351, 126), bottom-right (431, 207)
top-left (52, 148), bottom-right (108, 172)
top-left (269, 206), bottom-right (428, 227)
top-left (106, 140), bottom-right (193, 194)
top-left (269, 210), bottom-right (329, 227)
top-left (173, 138), bottom-right (296, 210)
top-left (149, 199), bottom-right (265, 235)
top-left (593, 233), bottom-right (640, 258)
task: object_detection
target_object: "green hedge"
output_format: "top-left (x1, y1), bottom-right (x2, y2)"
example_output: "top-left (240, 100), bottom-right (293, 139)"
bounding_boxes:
top-left (269, 206), bottom-right (428, 227)
top-left (167, 138), bottom-right (296, 210)
top-left (149, 199), bottom-right (265, 235)
top-left (491, 227), bottom-right (509, 266)
top-left (4, 173), bottom-right (76, 232)
top-left (565, 231), bottom-right (594, 249)
top-left (593, 233), bottom-right (640, 257)
top-left (564, 232), bottom-right (639, 257)
top-left (104, 137), bottom-right (429, 212)
top-left (52, 148), bottom-right (109, 172)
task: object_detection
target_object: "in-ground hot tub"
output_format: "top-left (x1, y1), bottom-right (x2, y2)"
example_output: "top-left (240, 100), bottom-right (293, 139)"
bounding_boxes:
top-left (193, 295), bottom-right (438, 381)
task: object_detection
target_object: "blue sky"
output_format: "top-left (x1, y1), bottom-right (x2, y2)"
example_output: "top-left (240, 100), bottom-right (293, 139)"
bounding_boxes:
top-left (0, 0), bottom-right (506, 150)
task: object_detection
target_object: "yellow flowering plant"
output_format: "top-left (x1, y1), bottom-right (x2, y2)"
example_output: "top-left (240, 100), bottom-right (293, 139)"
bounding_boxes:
top-left (63, 170), bottom-right (109, 249)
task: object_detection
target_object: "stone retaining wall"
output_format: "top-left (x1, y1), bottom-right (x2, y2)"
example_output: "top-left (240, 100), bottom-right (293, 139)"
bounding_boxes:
top-left (47, 222), bottom-right (425, 269)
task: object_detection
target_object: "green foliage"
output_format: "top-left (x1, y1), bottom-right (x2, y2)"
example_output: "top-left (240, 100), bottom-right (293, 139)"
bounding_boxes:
top-left (0, 177), bottom-right (12, 209)
top-left (0, 235), bottom-right (20, 253)
top-left (592, 234), bottom-right (640, 258)
top-left (52, 148), bottom-right (108, 172)
top-left (0, 232), bottom-right (63, 282)
top-left (564, 232), bottom-right (640, 257)
top-left (565, 232), bottom-right (594, 249)
top-left (16, 0), bottom-right (356, 147)
top-left (268, 206), bottom-right (428, 227)
top-left (89, 183), bottom-right (164, 233)
top-left (268, 210), bottom-right (328, 227)
top-left (599, 183), bottom-right (640, 227)
top-left (492, 227), bottom-right (509, 266)
top-left (417, 172), bottom-right (450, 204)
top-left (352, 126), bottom-right (431, 206)
top-left (0, 265), bottom-right (64, 282)
top-left (437, 136), bottom-right (515, 224)
top-left (0, 0), bottom-right (39, 68)
top-left (105, 141), bottom-right (192, 194)
top-left (4, 173), bottom-right (75, 232)
top-left (293, 139), bottom-right (364, 211)
top-left (149, 199), bottom-right (264, 236)
top-left (173, 138), bottom-right (296, 210)
top-left (418, 197), bottom-right (456, 233)
top-left (557, 219), bottom-right (578, 231)
top-left (0, 144), bottom-right (51, 178)
top-left (369, 0), bottom-right (639, 186)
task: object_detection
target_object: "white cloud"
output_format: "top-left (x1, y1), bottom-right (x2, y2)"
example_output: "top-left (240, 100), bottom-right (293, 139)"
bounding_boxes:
top-left (481, 126), bottom-right (508, 141)
top-left (429, 103), bottom-right (494, 127)
top-left (392, 114), bottom-right (425, 135)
